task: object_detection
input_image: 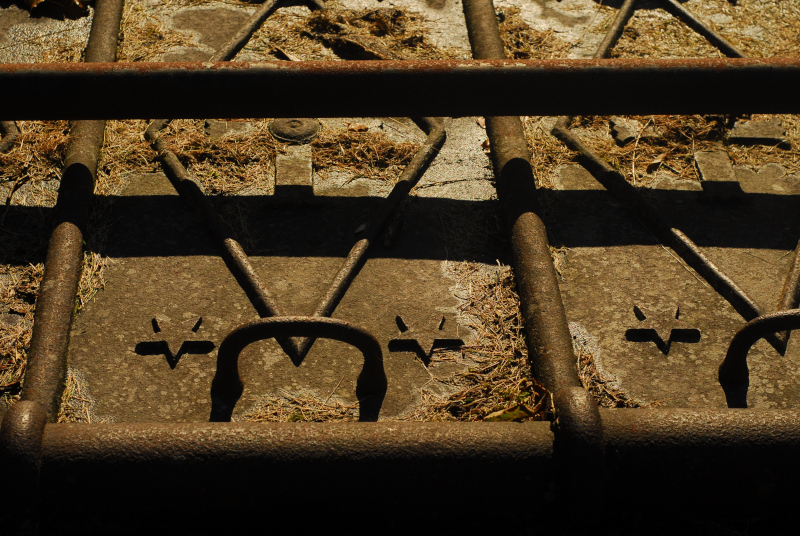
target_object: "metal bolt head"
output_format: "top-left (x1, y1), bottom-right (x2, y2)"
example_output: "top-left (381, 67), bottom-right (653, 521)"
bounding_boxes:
top-left (268, 118), bottom-right (321, 144)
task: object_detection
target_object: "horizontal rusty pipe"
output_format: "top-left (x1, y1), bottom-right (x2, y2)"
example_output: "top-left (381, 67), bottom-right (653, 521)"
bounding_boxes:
top-left (30, 408), bottom-right (800, 531)
top-left (39, 421), bottom-right (553, 532)
top-left (601, 408), bottom-right (800, 517)
top-left (463, 0), bottom-right (581, 394)
top-left (210, 316), bottom-right (387, 422)
top-left (718, 309), bottom-right (800, 408)
top-left (2, 59), bottom-right (800, 119)
top-left (18, 0), bottom-right (125, 421)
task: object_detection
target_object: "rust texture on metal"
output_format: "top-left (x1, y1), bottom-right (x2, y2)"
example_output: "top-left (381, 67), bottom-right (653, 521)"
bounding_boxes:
top-left (2, 58), bottom-right (800, 119)
top-left (210, 316), bottom-right (387, 422)
top-left (0, 120), bottom-right (20, 153)
top-left (601, 408), bottom-right (800, 515)
top-left (0, 401), bottom-right (48, 534)
top-left (463, 0), bottom-right (580, 395)
top-left (775, 238), bottom-right (800, 346)
top-left (719, 310), bottom-right (800, 408)
top-left (144, 127), bottom-right (302, 361)
top-left (595, 0), bottom-right (638, 59)
top-left (16, 0), bottom-right (125, 421)
top-left (25, 409), bottom-right (800, 531)
top-left (38, 421), bottom-right (553, 531)
top-left (295, 116), bottom-right (446, 358)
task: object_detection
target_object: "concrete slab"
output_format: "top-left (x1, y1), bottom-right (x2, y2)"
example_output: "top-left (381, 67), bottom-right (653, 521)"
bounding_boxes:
top-left (162, 5), bottom-right (253, 62)
top-left (552, 163), bottom-right (800, 408)
top-left (275, 145), bottom-right (314, 198)
top-left (729, 118), bottom-right (790, 149)
top-left (0, 4), bottom-right (92, 63)
top-left (67, 173), bottom-right (496, 422)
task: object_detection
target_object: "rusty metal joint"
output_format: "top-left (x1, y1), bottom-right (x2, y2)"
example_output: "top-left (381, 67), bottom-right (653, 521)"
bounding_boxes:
top-left (0, 400), bottom-right (49, 532)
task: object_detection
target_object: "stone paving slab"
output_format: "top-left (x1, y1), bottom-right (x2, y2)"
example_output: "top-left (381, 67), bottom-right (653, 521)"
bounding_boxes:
top-left (67, 172), bottom-right (495, 421)
top-left (554, 163), bottom-right (800, 408)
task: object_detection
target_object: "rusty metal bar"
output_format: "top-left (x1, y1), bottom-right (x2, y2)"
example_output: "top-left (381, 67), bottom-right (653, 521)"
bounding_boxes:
top-left (718, 310), bottom-right (800, 408)
top-left (38, 421), bottom-right (553, 532)
top-left (462, 0), bottom-right (580, 395)
top-left (659, 0), bottom-right (745, 58)
top-left (600, 408), bottom-right (800, 516)
top-left (142, 0), bottom-right (301, 364)
top-left (2, 58), bottom-right (800, 120)
top-left (21, 409), bottom-right (800, 531)
top-left (595, 0), bottom-right (639, 59)
top-left (295, 117), bottom-right (446, 358)
top-left (145, 128), bottom-right (302, 362)
top-left (16, 0), bottom-right (125, 421)
top-left (554, 0), bottom-right (637, 132)
top-left (0, 120), bottom-right (20, 153)
top-left (210, 316), bottom-right (387, 422)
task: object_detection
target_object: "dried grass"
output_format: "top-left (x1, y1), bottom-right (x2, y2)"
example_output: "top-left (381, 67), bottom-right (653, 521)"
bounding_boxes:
top-left (244, 3), bottom-right (457, 61)
top-left (311, 128), bottom-right (420, 182)
top-left (402, 263), bottom-right (549, 422)
top-left (241, 389), bottom-right (357, 422)
top-left (57, 368), bottom-right (107, 423)
top-left (498, 6), bottom-right (570, 60)
top-left (572, 323), bottom-right (641, 408)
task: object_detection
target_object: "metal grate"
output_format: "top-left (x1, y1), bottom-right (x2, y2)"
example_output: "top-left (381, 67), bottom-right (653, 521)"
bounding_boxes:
top-left (2, 0), bottom-right (800, 533)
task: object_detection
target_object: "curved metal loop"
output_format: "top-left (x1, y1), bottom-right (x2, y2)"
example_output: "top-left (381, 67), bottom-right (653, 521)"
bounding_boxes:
top-left (719, 310), bottom-right (800, 408)
top-left (210, 316), bottom-right (387, 422)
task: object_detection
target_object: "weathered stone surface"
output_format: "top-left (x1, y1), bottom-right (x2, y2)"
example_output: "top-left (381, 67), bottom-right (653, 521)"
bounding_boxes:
top-left (67, 173), bottom-right (492, 422)
top-left (204, 119), bottom-right (253, 140)
top-left (552, 163), bottom-right (800, 408)
top-left (609, 116), bottom-right (659, 146)
top-left (729, 118), bottom-right (790, 149)
top-left (694, 149), bottom-right (744, 200)
top-left (163, 5), bottom-right (252, 61)
top-left (694, 150), bottom-right (736, 182)
top-left (275, 145), bottom-right (314, 198)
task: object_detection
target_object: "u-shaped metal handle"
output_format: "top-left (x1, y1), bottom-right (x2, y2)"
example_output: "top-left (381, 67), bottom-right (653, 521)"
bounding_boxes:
top-left (719, 310), bottom-right (800, 408)
top-left (210, 316), bottom-right (387, 422)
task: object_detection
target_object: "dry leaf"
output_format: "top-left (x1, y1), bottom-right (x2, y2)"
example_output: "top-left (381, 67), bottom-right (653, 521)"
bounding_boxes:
top-left (476, 117), bottom-right (486, 129)
top-left (481, 139), bottom-right (491, 154)
top-left (347, 123), bottom-right (369, 133)
top-left (646, 152), bottom-right (670, 173)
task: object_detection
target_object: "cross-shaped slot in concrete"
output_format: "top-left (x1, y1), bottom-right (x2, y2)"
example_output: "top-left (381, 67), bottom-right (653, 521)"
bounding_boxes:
top-left (625, 305), bottom-right (701, 356)
top-left (135, 317), bottom-right (215, 370)
top-left (388, 314), bottom-right (464, 366)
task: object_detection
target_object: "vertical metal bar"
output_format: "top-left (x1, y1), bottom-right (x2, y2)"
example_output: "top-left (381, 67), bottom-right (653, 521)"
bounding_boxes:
top-left (19, 0), bottom-right (125, 421)
top-left (462, 0), bottom-right (581, 394)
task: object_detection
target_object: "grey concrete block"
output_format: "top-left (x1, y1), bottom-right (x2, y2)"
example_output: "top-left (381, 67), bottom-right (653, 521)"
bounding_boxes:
top-left (729, 118), bottom-right (790, 149)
